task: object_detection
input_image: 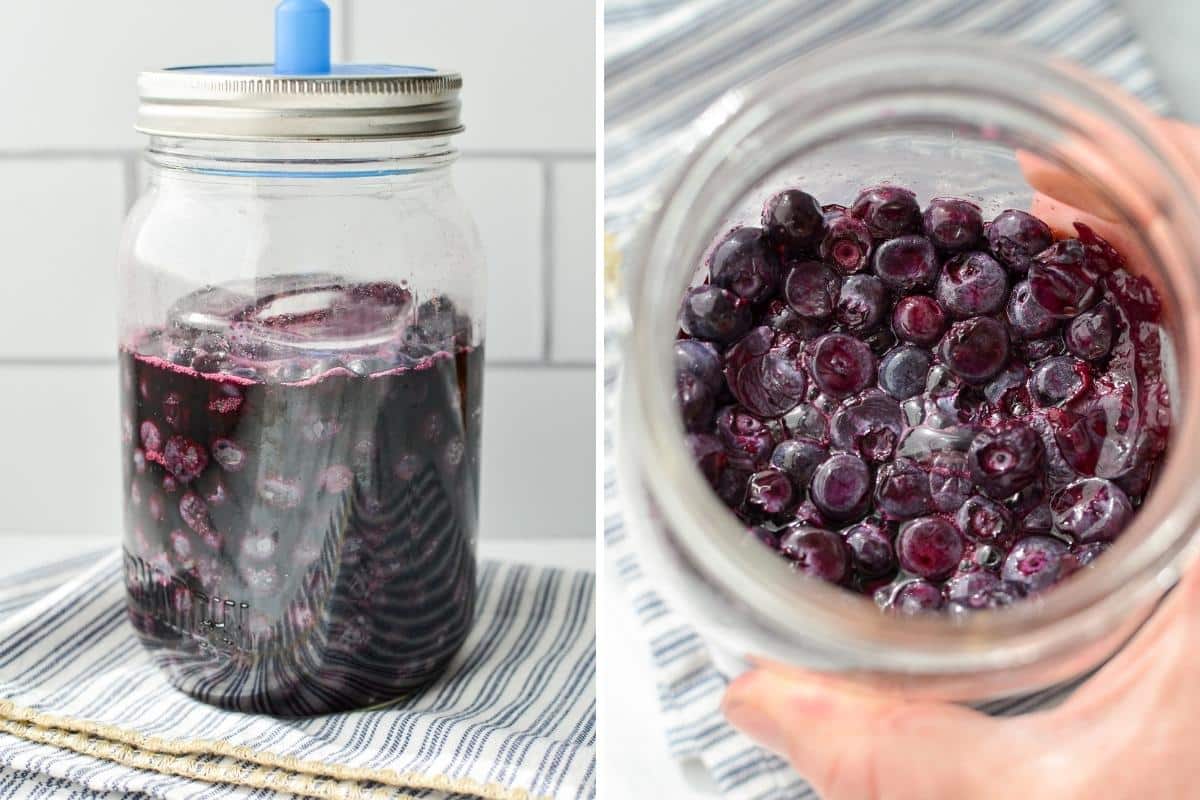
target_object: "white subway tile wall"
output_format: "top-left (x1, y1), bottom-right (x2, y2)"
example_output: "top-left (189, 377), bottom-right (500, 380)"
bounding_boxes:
top-left (0, 0), bottom-right (596, 541)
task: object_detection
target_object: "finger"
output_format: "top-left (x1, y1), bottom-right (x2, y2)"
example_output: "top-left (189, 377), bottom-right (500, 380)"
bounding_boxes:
top-left (723, 668), bottom-right (1022, 800)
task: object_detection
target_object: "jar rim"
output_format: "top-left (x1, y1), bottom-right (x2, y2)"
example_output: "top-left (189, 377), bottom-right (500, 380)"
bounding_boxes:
top-left (619, 35), bottom-right (1200, 697)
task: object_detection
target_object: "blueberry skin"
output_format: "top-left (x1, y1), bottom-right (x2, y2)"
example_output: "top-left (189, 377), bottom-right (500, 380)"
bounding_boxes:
top-left (923, 197), bottom-right (984, 252)
top-left (1002, 535), bottom-right (1068, 593)
top-left (872, 235), bottom-right (939, 291)
top-left (891, 295), bottom-right (947, 347)
top-left (936, 251), bottom-right (1008, 318)
top-left (762, 189), bottom-right (825, 256)
top-left (708, 227), bottom-right (780, 304)
top-left (878, 345), bottom-right (932, 401)
top-left (851, 185), bottom-right (922, 240)
top-left (679, 286), bottom-right (752, 343)
top-left (896, 516), bottom-right (964, 581)
top-left (967, 420), bottom-right (1044, 499)
top-left (780, 527), bottom-right (849, 583)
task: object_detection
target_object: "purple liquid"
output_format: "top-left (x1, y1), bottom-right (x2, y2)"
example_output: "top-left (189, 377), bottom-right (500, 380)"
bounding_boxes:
top-left (120, 276), bottom-right (483, 714)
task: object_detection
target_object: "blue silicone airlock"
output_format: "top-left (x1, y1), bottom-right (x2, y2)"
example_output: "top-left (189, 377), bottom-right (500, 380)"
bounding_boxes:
top-left (274, 0), bottom-right (331, 75)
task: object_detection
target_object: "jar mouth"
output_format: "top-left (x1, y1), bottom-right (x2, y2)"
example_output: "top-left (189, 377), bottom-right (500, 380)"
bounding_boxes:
top-left (621, 36), bottom-right (1200, 692)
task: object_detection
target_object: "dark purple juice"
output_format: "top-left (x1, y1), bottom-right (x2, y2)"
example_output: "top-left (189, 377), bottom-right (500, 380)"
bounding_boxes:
top-left (120, 276), bottom-right (483, 714)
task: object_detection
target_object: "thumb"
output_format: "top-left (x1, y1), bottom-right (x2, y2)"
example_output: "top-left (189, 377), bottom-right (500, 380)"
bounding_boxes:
top-left (722, 668), bottom-right (1022, 800)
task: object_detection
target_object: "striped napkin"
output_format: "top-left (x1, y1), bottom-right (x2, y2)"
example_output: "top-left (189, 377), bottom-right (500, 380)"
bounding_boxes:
top-left (604, 1), bottom-right (1168, 797)
top-left (0, 550), bottom-right (595, 800)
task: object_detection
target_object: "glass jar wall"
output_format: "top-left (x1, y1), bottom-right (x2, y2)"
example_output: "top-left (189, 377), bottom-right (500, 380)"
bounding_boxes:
top-left (617, 38), bottom-right (1200, 701)
top-left (119, 68), bottom-right (485, 715)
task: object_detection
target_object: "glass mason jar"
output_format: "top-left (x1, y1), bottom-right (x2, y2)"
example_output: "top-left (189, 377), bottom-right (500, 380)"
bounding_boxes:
top-left (616, 38), bottom-right (1200, 701)
top-left (118, 65), bottom-right (485, 714)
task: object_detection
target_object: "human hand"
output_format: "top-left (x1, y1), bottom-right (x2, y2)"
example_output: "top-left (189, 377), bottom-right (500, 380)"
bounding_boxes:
top-left (722, 114), bottom-right (1200, 800)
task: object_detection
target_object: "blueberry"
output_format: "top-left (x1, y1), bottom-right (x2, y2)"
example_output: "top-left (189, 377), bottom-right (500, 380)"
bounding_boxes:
top-left (1002, 535), bottom-right (1068, 593)
top-left (749, 525), bottom-right (781, 550)
top-left (987, 210), bottom-right (1053, 270)
top-left (769, 438), bottom-right (828, 487)
top-left (820, 214), bottom-right (873, 274)
top-left (896, 516), bottom-right (964, 580)
top-left (956, 495), bottom-right (1013, 544)
top-left (162, 435), bottom-right (208, 482)
top-left (891, 295), bottom-right (947, 347)
top-left (878, 345), bottom-right (932, 400)
top-left (884, 579), bottom-right (944, 614)
top-left (809, 452), bottom-right (872, 522)
top-left (211, 438), bottom-right (246, 472)
top-left (1028, 239), bottom-right (1099, 318)
top-left (967, 420), bottom-right (1043, 498)
top-left (674, 339), bottom-right (723, 390)
top-left (746, 468), bottom-right (798, 518)
top-left (781, 403), bottom-right (828, 440)
top-left (874, 457), bottom-right (933, 520)
top-left (984, 361), bottom-right (1031, 412)
top-left (843, 522), bottom-right (896, 578)
top-left (675, 370), bottom-right (716, 431)
top-left (835, 274), bottom-right (887, 332)
top-left (708, 227), bottom-right (780, 304)
top-left (762, 190), bottom-right (825, 256)
top-left (851, 186), bottom-right (922, 240)
top-left (1062, 541), bottom-right (1110, 577)
top-left (716, 406), bottom-right (777, 470)
top-left (945, 570), bottom-right (1000, 609)
top-left (679, 286), bottom-right (752, 343)
top-left (808, 333), bottom-right (876, 397)
top-left (722, 328), bottom-right (808, 418)
top-left (939, 316), bottom-right (1009, 383)
top-left (192, 352), bottom-right (228, 374)
top-left (1065, 303), bottom-right (1116, 361)
top-left (1006, 280), bottom-right (1059, 340)
top-left (780, 527), bottom-right (849, 583)
top-left (793, 499), bottom-right (829, 529)
top-left (829, 391), bottom-right (904, 463)
top-left (872, 235), bottom-right (939, 291)
top-left (784, 261), bottom-right (842, 321)
top-left (1018, 336), bottom-right (1065, 362)
top-left (1050, 478), bottom-right (1132, 543)
top-left (936, 251), bottom-right (1008, 318)
top-left (928, 450), bottom-right (973, 513)
top-left (346, 357), bottom-right (387, 377)
top-left (140, 420), bottom-right (163, 453)
top-left (759, 298), bottom-right (825, 337)
top-left (178, 491), bottom-right (212, 535)
top-left (169, 346), bottom-right (196, 367)
top-left (861, 327), bottom-right (897, 357)
top-left (1029, 356), bottom-right (1091, 407)
top-left (923, 197), bottom-right (984, 252)
top-left (687, 433), bottom-right (728, 487)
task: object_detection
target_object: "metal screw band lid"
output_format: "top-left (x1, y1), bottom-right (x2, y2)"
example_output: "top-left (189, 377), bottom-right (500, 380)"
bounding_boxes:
top-left (136, 64), bottom-right (464, 141)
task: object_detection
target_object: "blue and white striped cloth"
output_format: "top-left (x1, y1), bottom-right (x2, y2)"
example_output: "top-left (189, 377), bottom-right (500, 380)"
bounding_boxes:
top-left (0, 551), bottom-right (595, 800)
top-left (604, 1), bottom-right (1168, 797)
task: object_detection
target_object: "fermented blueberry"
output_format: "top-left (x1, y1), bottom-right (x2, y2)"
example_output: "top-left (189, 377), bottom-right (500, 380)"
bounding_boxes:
top-left (675, 185), bottom-right (1168, 613)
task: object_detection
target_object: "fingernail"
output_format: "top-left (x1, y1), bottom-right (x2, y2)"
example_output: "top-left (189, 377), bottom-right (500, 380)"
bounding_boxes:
top-left (722, 699), bottom-right (785, 755)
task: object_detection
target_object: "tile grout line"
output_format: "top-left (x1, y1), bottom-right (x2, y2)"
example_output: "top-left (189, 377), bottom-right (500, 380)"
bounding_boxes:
top-left (540, 158), bottom-right (555, 363)
top-left (339, 0), bottom-right (354, 61)
top-left (460, 150), bottom-right (595, 161)
top-left (121, 152), bottom-right (140, 212)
